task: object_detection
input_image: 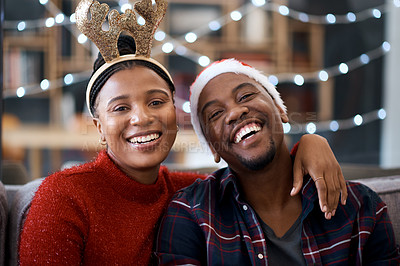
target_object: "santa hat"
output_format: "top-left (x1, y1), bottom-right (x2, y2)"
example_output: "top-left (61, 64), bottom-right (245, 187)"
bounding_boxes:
top-left (189, 58), bottom-right (286, 152)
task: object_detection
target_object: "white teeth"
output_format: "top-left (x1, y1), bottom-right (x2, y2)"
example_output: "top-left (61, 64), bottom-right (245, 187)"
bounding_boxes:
top-left (234, 124), bottom-right (261, 144)
top-left (129, 133), bottom-right (160, 144)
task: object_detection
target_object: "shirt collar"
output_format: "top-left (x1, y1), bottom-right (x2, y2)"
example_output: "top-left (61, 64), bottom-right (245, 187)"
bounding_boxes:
top-left (218, 167), bottom-right (242, 202)
top-left (217, 167), bottom-right (318, 216)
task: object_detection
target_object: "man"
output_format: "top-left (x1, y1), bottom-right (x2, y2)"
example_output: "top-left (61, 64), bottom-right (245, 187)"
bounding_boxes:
top-left (155, 59), bottom-right (400, 265)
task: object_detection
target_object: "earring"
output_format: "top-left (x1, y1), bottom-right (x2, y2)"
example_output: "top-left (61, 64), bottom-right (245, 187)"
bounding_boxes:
top-left (99, 136), bottom-right (107, 146)
top-left (176, 125), bottom-right (180, 132)
top-left (214, 153), bottom-right (221, 163)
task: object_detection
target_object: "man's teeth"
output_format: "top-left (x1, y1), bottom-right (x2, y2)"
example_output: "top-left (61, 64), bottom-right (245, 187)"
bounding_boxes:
top-left (129, 133), bottom-right (160, 144)
top-left (234, 124), bottom-right (261, 144)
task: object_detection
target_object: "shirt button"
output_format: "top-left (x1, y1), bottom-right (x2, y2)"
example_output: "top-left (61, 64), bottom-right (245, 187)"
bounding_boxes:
top-left (243, 205), bottom-right (248, 211)
top-left (258, 254), bottom-right (264, 259)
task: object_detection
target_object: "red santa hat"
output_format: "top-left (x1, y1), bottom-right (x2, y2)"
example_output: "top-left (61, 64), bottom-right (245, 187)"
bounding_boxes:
top-left (190, 58), bottom-right (286, 151)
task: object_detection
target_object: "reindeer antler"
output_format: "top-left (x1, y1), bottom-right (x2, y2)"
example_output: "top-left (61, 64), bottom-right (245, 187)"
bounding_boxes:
top-left (75, 0), bottom-right (167, 62)
top-left (130, 0), bottom-right (167, 57)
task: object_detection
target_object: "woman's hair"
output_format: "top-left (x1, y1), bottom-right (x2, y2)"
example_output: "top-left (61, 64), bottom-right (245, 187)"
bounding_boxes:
top-left (89, 35), bottom-right (175, 117)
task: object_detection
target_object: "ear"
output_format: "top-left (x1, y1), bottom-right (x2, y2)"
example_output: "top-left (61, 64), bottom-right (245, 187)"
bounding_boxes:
top-left (208, 144), bottom-right (221, 163)
top-left (275, 103), bottom-right (289, 123)
top-left (92, 117), bottom-right (104, 136)
top-left (172, 91), bottom-right (176, 108)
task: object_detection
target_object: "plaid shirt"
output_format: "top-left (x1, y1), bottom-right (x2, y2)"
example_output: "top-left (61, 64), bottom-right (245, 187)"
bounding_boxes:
top-left (155, 167), bottom-right (400, 265)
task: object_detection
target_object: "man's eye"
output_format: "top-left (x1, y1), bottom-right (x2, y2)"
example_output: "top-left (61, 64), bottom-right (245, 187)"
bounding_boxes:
top-left (209, 110), bottom-right (222, 120)
top-left (239, 93), bottom-right (254, 102)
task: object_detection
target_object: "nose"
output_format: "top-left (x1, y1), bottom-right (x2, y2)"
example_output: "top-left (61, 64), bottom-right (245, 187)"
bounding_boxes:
top-left (129, 107), bottom-right (154, 126)
top-left (225, 105), bottom-right (249, 125)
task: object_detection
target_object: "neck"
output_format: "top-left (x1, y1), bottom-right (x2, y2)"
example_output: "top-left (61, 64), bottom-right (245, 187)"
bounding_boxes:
top-left (107, 150), bottom-right (160, 185)
top-left (233, 144), bottom-right (302, 238)
top-left (123, 165), bottom-right (161, 185)
top-left (234, 144), bottom-right (298, 211)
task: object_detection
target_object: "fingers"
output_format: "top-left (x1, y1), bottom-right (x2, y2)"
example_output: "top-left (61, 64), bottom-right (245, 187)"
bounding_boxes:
top-left (311, 170), bottom-right (342, 220)
top-left (325, 171), bottom-right (340, 217)
top-left (309, 171), bottom-right (338, 220)
top-left (313, 176), bottom-right (328, 216)
top-left (338, 170), bottom-right (348, 205)
top-left (291, 158), bottom-right (304, 196)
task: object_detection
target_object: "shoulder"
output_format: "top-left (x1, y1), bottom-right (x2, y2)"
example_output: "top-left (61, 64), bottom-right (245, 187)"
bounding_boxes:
top-left (24, 160), bottom-right (100, 229)
top-left (34, 158), bottom-right (99, 202)
top-left (46, 159), bottom-right (97, 184)
top-left (170, 168), bottom-right (227, 207)
top-left (346, 181), bottom-right (382, 201)
top-left (344, 181), bottom-right (386, 213)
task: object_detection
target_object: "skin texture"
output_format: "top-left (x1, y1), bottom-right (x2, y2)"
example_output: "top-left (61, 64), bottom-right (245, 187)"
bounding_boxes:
top-left (93, 66), bottom-right (177, 184)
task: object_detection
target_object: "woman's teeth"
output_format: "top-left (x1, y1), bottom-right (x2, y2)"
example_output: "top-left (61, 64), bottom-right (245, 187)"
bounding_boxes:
top-left (129, 133), bottom-right (160, 144)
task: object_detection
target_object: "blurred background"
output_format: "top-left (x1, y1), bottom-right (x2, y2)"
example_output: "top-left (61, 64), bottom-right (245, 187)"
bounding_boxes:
top-left (1, 0), bottom-right (400, 184)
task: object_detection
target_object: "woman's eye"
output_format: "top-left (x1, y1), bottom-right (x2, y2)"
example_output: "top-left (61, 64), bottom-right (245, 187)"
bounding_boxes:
top-left (114, 106), bottom-right (128, 112)
top-left (149, 100), bottom-right (164, 106)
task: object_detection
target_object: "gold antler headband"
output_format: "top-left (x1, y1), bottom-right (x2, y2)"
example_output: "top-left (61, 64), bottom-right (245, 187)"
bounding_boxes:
top-left (75, 0), bottom-right (173, 117)
top-left (76, 0), bottom-right (167, 61)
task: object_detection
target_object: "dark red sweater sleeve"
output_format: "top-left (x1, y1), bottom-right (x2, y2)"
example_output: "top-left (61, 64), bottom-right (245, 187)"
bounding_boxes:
top-left (19, 174), bottom-right (88, 265)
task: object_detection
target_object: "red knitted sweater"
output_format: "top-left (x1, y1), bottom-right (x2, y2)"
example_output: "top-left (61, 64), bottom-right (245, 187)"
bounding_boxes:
top-left (19, 150), bottom-right (203, 265)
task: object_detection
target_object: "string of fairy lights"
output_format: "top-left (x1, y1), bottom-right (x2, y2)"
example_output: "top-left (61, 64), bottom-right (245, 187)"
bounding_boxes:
top-left (4, 0), bottom-right (398, 134)
top-left (282, 108), bottom-right (387, 134)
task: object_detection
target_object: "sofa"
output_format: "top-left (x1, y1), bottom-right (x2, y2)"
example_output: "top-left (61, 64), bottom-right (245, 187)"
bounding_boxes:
top-left (1, 175), bottom-right (400, 265)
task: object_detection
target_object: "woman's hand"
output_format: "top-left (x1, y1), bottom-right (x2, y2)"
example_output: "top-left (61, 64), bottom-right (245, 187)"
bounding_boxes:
top-left (291, 134), bottom-right (347, 220)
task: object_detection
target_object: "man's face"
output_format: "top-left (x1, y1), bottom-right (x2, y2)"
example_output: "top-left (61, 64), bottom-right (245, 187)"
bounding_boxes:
top-left (198, 73), bottom-right (288, 172)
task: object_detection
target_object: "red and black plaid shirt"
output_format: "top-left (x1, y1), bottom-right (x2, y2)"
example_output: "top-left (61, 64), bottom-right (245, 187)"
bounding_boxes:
top-left (155, 167), bottom-right (400, 265)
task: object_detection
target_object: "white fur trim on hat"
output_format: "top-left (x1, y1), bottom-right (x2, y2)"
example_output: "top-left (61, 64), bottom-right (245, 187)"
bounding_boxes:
top-left (189, 58), bottom-right (286, 152)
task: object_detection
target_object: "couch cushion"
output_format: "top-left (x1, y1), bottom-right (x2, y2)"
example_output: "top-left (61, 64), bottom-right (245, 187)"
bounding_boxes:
top-left (2, 161), bottom-right (30, 185)
top-left (6, 179), bottom-right (43, 265)
top-left (4, 185), bottom-right (24, 210)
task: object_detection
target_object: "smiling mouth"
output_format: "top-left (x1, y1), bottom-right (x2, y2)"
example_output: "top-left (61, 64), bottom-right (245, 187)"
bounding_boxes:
top-left (234, 123), bottom-right (262, 144)
top-left (128, 133), bottom-right (161, 145)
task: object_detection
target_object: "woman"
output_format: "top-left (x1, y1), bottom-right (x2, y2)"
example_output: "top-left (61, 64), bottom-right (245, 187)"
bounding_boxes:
top-left (19, 35), bottom-right (346, 265)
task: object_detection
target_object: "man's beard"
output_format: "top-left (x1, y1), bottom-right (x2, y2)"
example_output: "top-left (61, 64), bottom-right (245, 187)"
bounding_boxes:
top-left (236, 139), bottom-right (276, 171)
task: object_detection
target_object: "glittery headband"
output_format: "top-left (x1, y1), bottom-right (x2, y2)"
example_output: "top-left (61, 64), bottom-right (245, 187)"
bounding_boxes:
top-left (75, 0), bottom-right (173, 117)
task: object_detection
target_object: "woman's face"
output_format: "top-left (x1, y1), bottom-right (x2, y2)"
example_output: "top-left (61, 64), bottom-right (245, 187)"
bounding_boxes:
top-left (93, 66), bottom-right (177, 177)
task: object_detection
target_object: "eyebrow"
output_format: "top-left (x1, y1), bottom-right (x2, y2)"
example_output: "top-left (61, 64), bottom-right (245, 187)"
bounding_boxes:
top-left (201, 100), bottom-right (218, 115)
top-left (200, 82), bottom-right (257, 114)
top-left (107, 94), bottom-right (130, 107)
top-left (145, 89), bottom-right (170, 97)
top-left (106, 89), bottom-right (171, 107)
top-left (232, 82), bottom-right (257, 94)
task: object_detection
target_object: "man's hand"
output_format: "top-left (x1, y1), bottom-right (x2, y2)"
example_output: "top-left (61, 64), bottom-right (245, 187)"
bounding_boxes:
top-left (291, 134), bottom-right (347, 220)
